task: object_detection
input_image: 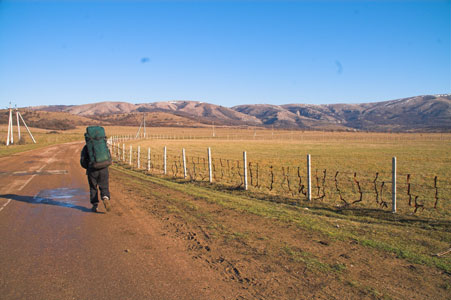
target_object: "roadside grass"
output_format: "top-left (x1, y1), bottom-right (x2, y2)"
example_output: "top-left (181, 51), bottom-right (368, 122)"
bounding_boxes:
top-left (345, 281), bottom-right (393, 300)
top-left (281, 244), bottom-right (339, 273)
top-left (117, 132), bottom-right (451, 220)
top-left (0, 126), bottom-right (83, 158)
top-left (112, 163), bottom-right (451, 273)
top-left (113, 164), bottom-right (357, 277)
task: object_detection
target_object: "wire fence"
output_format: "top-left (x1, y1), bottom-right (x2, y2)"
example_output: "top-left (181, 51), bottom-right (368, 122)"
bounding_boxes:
top-left (109, 141), bottom-right (450, 218)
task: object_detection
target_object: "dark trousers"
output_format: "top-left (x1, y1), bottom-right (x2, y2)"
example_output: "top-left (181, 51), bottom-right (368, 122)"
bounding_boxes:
top-left (87, 168), bottom-right (110, 205)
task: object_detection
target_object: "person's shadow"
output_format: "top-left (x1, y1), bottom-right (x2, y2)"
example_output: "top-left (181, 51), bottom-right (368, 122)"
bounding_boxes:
top-left (0, 194), bottom-right (94, 213)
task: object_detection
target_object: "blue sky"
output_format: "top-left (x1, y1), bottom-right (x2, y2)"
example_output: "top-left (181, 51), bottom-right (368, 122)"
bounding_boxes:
top-left (0, 0), bottom-right (450, 108)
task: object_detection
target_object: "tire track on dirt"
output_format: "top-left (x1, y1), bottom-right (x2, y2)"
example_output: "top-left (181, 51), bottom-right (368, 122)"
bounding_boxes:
top-left (108, 175), bottom-right (248, 299)
top-left (110, 166), bottom-right (451, 300)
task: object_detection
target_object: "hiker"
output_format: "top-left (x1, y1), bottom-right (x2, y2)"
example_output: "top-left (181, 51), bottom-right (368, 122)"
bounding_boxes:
top-left (80, 126), bottom-right (112, 213)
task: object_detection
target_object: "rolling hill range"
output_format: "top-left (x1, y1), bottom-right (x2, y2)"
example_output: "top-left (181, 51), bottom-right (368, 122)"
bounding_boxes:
top-left (0, 109), bottom-right (103, 131)
top-left (235, 94), bottom-right (451, 131)
top-left (18, 94), bottom-right (451, 132)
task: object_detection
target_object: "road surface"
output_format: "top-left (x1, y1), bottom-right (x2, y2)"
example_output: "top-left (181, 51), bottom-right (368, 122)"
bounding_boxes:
top-left (0, 142), bottom-right (235, 300)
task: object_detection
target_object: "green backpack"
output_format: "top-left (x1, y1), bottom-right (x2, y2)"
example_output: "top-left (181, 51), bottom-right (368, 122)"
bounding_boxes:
top-left (84, 126), bottom-right (112, 169)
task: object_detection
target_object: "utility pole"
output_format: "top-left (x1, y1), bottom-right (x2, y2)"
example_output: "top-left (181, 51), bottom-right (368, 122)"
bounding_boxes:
top-left (18, 110), bottom-right (36, 143)
top-left (16, 108), bottom-right (21, 141)
top-left (135, 113), bottom-right (146, 139)
top-left (7, 103), bottom-right (13, 145)
top-left (5, 103), bottom-right (36, 146)
top-left (143, 113), bottom-right (146, 138)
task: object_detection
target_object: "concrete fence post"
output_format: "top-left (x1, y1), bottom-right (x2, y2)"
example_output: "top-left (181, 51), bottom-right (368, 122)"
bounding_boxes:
top-left (183, 148), bottom-right (187, 179)
top-left (243, 151), bottom-right (248, 190)
top-left (122, 144), bottom-right (125, 161)
top-left (129, 145), bottom-right (133, 166)
top-left (147, 147), bottom-right (151, 171)
top-left (137, 146), bottom-right (141, 169)
top-left (164, 146), bottom-right (167, 175)
top-left (307, 154), bottom-right (312, 201)
top-left (392, 157), bottom-right (397, 213)
top-left (208, 147), bottom-right (212, 183)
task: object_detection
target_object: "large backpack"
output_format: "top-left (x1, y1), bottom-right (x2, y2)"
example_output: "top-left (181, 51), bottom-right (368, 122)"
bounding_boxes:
top-left (84, 126), bottom-right (112, 169)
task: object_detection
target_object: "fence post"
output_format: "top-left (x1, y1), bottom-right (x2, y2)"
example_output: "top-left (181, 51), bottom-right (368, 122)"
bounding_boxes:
top-left (243, 151), bottom-right (248, 190)
top-left (182, 148), bottom-right (187, 179)
top-left (208, 147), bottom-right (212, 183)
top-left (129, 145), bottom-right (132, 166)
top-left (392, 156), bottom-right (397, 213)
top-left (164, 146), bottom-right (167, 175)
top-left (122, 144), bottom-right (125, 161)
top-left (307, 154), bottom-right (312, 201)
top-left (137, 146), bottom-right (141, 169)
top-left (147, 147), bottom-right (151, 171)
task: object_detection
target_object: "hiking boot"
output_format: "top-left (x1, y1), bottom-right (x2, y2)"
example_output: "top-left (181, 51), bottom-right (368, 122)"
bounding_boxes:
top-left (102, 196), bottom-right (111, 212)
top-left (91, 204), bottom-right (99, 213)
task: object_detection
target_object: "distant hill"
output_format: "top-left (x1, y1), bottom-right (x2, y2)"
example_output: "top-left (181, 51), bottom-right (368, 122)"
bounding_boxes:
top-left (0, 109), bottom-right (102, 131)
top-left (25, 95), bottom-right (451, 132)
top-left (235, 95), bottom-right (451, 132)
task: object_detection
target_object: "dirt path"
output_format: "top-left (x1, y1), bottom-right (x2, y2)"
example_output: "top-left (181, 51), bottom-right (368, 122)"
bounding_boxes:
top-left (1, 142), bottom-right (449, 300)
top-left (0, 142), bottom-right (240, 300)
top-left (107, 165), bottom-right (450, 300)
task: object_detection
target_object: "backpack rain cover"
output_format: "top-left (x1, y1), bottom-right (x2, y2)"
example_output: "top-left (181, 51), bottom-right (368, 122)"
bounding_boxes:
top-left (84, 126), bottom-right (112, 169)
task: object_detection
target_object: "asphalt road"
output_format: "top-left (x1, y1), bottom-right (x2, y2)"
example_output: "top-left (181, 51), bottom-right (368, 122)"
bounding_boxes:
top-left (0, 142), bottom-right (232, 300)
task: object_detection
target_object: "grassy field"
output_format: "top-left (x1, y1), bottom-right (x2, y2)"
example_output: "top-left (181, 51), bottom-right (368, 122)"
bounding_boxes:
top-left (108, 126), bottom-right (451, 276)
top-left (2, 125), bottom-right (449, 219)
top-left (110, 128), bottom-right (451, 220)
top-left (1, 125), bottom-right (450, 290)
top-left (0, 125), bottom-right (84, 158)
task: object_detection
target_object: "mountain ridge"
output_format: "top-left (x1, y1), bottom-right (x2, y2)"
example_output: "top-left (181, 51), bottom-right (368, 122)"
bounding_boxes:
top-left (27, 94), bottom-right (451, 132)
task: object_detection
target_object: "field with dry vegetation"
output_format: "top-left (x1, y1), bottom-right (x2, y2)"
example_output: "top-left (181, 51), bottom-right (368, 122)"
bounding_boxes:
top-left (112, 128), bottom-right (451, 219)
top-left (1, 125), bottom-right (450, 298)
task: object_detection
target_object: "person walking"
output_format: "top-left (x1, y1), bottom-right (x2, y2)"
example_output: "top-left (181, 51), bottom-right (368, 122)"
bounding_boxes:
top-left (80, 126), bottom-right (112, 213)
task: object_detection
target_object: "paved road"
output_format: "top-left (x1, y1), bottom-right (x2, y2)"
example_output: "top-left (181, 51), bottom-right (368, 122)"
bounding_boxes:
top-left (0, 142), bottom-right (231, 300)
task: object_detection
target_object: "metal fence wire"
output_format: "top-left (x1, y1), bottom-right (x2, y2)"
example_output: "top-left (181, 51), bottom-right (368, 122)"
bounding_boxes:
top-left (110, 142), bottom-right (450, 217)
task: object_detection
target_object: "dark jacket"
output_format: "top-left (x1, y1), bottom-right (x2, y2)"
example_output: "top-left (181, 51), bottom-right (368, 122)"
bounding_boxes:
top-left (80, 145), bottom-right (90, 171)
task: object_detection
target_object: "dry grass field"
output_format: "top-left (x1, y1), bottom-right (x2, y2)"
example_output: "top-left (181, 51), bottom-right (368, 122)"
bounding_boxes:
top-left (110, 127), bottom-right (451, 220)
top-left (107, 127), bottom-right (451, 280)
top-left (2, 125), bottom-right (450, 220)
top-left (0, 125), bottom-right (83, 157)
top-left (1, 125), bottom-right (450, 295)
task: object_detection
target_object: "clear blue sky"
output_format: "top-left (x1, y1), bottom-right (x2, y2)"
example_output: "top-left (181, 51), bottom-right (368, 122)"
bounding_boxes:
top-left (0, 0), bottom-right (450, 108)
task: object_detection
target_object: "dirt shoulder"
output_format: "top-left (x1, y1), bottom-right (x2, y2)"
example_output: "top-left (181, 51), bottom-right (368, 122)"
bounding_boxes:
top-left (0, 143), bottom-right (242, 300)
top-left (110, 165), bottom-right (450, 300)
